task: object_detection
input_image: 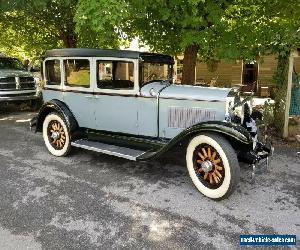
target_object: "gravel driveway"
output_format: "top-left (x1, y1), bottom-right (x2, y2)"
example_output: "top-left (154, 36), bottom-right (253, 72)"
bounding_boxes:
top-left (0, 110), bottom-right (299, 249)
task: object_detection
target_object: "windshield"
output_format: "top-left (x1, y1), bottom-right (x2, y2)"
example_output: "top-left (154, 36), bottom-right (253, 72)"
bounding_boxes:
top-left (0, 58), bottom-right (25, 70)
top-left (141, 62), bottom-right (173, 85)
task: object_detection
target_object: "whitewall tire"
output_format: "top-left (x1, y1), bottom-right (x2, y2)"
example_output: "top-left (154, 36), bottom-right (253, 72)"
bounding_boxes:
top-left (43, 112), bottom-right (71, 157)
top-left (186, 133), bottom-right (240, 200)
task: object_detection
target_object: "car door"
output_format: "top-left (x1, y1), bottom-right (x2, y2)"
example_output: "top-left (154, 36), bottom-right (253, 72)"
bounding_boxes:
top-left (93, 58), bottom-right (139, 134)
top-left (62, 57), bottom-right (96, 129)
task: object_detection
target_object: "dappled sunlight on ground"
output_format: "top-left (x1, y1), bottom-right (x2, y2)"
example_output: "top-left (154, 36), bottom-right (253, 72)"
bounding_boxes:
top-left (16, 118), bottom-right (32, 123)
top-left (0, 109), bottom-right (37, 123)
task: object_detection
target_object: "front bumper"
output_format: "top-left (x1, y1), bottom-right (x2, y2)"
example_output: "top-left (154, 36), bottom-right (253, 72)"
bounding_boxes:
top-left (0, 93), bottom-right (39, 102)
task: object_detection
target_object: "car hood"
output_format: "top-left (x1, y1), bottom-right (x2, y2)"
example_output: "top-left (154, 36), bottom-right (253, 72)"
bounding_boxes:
top-left (0, 69), bottom-right (33, 78)
top-left (141, 82), bottom-right (231, 102)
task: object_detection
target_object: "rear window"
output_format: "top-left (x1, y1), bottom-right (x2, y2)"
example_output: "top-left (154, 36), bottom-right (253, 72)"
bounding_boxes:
top-left (45, 60), bottom-right (61, 85)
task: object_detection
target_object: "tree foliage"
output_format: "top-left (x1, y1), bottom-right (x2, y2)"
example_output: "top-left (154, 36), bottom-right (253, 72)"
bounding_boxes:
top-left (75, 0), bottom-right (299, 84)
top-left (0, 7), bottom-right (62, 58)
top-left (1, 0), bottom-right (299, 86)
top-left (0, 0), bottom-right (124, 59)
top-left (76, 0), bottom-right (233, 83)
top-left (223, 0), bottom-right (300, 60)
top-left (75, 0), bottom-right (128, 49)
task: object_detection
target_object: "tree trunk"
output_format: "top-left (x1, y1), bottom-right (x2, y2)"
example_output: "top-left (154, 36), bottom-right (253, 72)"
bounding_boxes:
top-left (181, 44), bottom-right (199, 84)
top-left (60, 30), bottom-right (77, 48)
top-left (273, 53), bottom-right (290, 135)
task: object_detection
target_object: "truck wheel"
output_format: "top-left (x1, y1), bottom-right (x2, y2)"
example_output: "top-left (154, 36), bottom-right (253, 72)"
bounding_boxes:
top-left (43, 112), bottom-right (71, 156)
top-left (186, 133), bottom-right (240, 200)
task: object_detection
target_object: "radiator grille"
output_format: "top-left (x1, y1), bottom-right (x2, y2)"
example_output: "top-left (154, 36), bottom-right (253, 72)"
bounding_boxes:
top-left (20, 77), bottom-right (35, 89)
top-left (0, 77), bottom-right (35, 90)
top-left (0, 83), bottom-right (16, 89)
top-left (20, 77), bottom-right (34, 83)
top-left (168, 107), bottom-right (216, 128)
top-left (0, 77), bottom-right (15, 83)
top-left (20, 82), bottom-right (35, 89)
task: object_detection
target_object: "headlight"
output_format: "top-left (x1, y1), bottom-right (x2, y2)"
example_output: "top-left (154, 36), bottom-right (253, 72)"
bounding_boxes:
top-left (233, 104), bottom-right (244, 123)
top-left (226, 89), bottom-right (252, 125)
top-left (226, 90), bottom-right (257, 137)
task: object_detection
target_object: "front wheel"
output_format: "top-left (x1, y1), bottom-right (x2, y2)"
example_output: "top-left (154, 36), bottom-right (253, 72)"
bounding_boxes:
top-left (43, 112), bottom-right (71, 156)
top-left (186, 133), bottom-right (240, 200)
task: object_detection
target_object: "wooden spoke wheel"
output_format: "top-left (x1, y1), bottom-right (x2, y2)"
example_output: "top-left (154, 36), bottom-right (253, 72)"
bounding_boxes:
top-left (186, 133), bottom-right (240, 200)
top-left (43, 112), bottom-right (71, 157)
top-left (193, 144), bottom-right (225, 189)
top-left (47, 120), bottom-right (66, 150)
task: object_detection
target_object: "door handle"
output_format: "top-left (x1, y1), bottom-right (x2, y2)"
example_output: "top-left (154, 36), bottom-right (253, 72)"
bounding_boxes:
top-left (85, 95), bottom-right (94, 99)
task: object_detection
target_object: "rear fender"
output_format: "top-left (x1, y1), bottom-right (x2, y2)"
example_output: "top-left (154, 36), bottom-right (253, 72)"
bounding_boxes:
top-left (35, 99), bottom-right (78, 136)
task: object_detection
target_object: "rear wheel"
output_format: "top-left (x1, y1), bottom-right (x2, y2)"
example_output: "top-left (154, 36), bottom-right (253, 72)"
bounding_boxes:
top-left (43, 112), bottom-right (71, 156)
top-left (186, 133), bottom-right (240, 200)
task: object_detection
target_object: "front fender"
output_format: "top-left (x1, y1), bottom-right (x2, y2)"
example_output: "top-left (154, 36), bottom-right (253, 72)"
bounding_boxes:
top-left (35, 99), bottom-right (78, 135)
top-left (137, 121), bottom-right (253, 160)
top-left (185, 121), bottom-right (253, 145)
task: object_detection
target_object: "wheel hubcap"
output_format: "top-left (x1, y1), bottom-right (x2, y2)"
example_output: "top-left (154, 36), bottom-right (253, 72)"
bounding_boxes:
top-left (47, 120), bottom-right (66, 150)
top-left (193, 144), bottom-right (225, 188)
top-left (201, 160), bottom-right (213, 172)
top-left (51, 131), bottom-right (60, 140)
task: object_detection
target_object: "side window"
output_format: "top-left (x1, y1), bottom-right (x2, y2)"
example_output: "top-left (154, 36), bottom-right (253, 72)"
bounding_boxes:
top-left (64, 59), bottom-right (90, 88)
top-left (45, 60), bottom-right (61, 85)
top-left (97, 60), bottom-right (134, 90)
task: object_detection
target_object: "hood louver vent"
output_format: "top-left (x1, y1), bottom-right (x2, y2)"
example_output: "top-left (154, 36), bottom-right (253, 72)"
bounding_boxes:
top-left (168, 107), bottom-right (216, 128)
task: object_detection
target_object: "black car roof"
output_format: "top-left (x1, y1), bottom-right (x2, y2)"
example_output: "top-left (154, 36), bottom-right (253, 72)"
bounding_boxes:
top-left (45, 48), bottom-right (174, 64)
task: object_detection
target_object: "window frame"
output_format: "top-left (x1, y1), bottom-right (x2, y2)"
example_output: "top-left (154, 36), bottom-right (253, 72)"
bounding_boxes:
top-left (93, 57), bottom-right (139, 95)
top-left (43, 58), bottom-right (63, 89)
top-left (62, 57), bottom-right (93, 92)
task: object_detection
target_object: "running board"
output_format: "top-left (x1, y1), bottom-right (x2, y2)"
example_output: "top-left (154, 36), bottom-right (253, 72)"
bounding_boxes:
top-left (71, 139), bottom-right (147, 161)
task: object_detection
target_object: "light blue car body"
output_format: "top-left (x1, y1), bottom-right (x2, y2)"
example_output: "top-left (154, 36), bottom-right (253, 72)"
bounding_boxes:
top-left (43, 80), bottom-right (231, 139)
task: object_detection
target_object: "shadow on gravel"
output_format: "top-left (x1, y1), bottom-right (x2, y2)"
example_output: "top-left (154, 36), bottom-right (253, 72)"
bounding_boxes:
top-left (0, 101), bottom-right (41, 115)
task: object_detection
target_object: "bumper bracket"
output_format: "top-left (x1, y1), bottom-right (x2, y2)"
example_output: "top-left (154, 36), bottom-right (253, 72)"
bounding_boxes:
top-left (250, 143), bottom-right (274, 182)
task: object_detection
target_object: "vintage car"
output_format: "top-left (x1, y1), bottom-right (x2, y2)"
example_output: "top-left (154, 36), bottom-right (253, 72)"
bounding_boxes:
top-left (31, 48), bottom-right (273, 200)
top-left (0, 56), bottom-right (39, 105)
